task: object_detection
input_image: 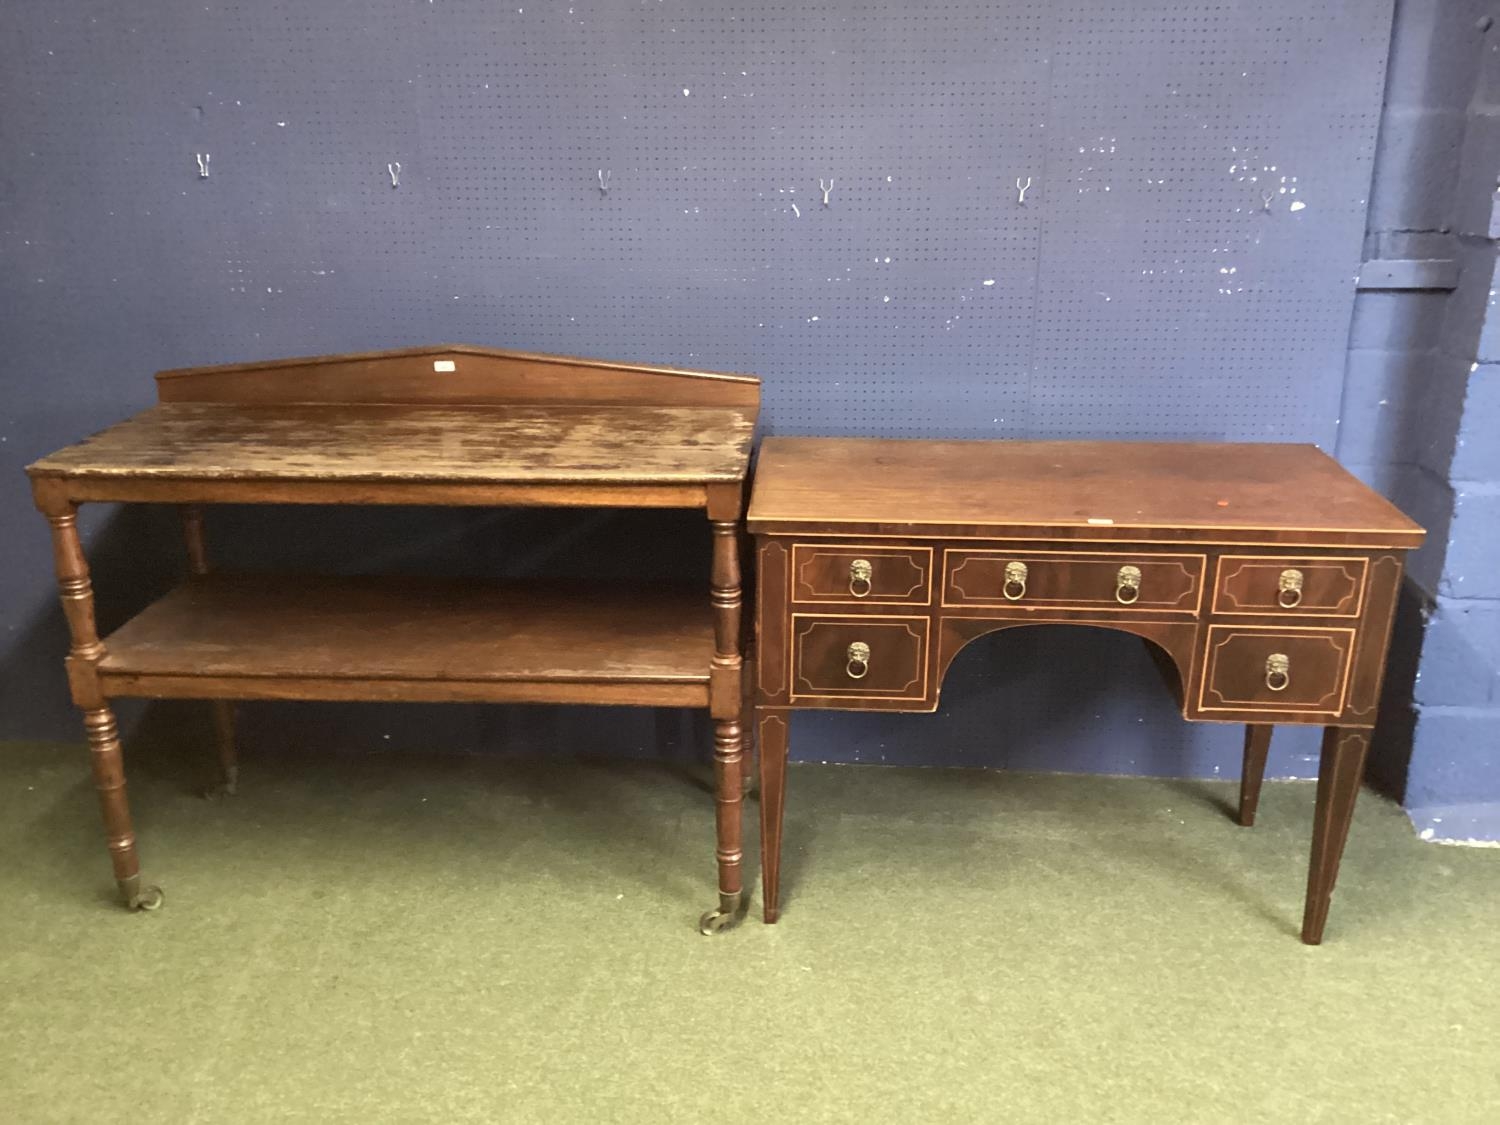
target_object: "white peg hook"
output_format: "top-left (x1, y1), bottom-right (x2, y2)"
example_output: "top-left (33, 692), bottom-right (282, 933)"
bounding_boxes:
top-left (1015, 176), bottom-right (1032, 205)
top-left (196, 153), bottom-right (210, 179)
top-left (820, 177), bottom-right (834, 207)
top-left (598, 169), bottom-right (611, 195)
top-left (388, 162), bottom-right (401, 189)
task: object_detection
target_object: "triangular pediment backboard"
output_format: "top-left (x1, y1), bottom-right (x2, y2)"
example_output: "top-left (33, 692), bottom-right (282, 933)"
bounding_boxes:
top-left (155, 345), bottom-right (760, 410)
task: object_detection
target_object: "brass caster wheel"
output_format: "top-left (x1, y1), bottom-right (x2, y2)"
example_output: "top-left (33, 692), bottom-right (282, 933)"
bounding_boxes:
top-left (129, 885), bottom-right (164, 912)
top-left (698, 908), bottom-right (738, 935)
top-left (697, 891), bottom-right (744, 935)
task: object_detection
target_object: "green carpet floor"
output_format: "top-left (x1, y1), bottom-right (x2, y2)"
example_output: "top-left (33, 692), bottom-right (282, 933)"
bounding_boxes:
top-left (2, 736), bottom-right (1497, 1123)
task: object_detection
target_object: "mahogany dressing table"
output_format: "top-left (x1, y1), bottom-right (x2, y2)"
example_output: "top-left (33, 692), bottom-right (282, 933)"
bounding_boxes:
top-left (28, 346), bottom-right (758, 933)
top-left (747, 438), bottom-right (1424, 944)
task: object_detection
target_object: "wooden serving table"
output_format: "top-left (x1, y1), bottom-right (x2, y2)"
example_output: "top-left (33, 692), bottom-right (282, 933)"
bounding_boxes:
top-left (27, 346), bottom-right (759, 933)
top-left (748, 438), bottom-right (1425, 944)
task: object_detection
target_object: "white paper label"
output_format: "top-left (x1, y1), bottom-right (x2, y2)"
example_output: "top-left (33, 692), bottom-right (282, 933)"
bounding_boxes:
top-left (433, 360), bottom-right (456, 373)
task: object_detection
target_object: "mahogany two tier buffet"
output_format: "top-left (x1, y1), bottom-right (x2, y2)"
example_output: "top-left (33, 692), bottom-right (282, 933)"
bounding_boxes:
top-left (27, 346), bottom-right (759, 933)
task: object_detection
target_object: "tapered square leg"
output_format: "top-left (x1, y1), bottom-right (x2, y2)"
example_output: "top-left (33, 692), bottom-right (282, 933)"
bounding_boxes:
top-left (758, 707), bottom-right (789, 923)
top-left (1302, 727), bottom-right (1371, 945)
top-left (1239, 724), bottom-right (1272, 827)
top-left (739, 661), bottom-right (757, 797)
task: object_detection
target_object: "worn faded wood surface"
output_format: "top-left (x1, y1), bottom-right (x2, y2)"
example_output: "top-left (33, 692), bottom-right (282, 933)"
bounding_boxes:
top-left (748, 438), bottom-right (1424, 545)
top-left (30, 346), bottom-right (759, 922)
top-left (97, 575), bottom-right (715, 686)
top-left (28, 403), bottom-right (756, 486)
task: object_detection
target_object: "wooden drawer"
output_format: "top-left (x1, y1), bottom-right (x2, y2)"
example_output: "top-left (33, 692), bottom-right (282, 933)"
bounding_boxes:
top-left (791, 544), bottom-right (932, 605)
top-left (790, 614), bottom-right (929, 701)
top-left (1212, 556), bottom-right (1367, 617)
top-left (1198, 626), bottom-right (1356, 715)
top-left (943, 550), bottom-right (1202, 611)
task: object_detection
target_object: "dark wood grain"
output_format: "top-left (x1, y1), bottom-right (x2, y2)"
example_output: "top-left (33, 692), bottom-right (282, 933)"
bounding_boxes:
top-left (756, 540), bottom-right (790, 705)
top-left (748, 438), bottom-right (1424, 546)
top-left (1239, 724), bottom-right (1273, 827)
top-left (758, 708), bottom-right (790, 924)
top-left (943, 549), bottom-right (1202, 611)
top-left (752, 437), bottom-right (1421, 944)
top-left (1343, 554), bottom-right (1405, 722)
top-left (791, 545), bottom-right (932, 605)
top-left (792, 616), bottom-right (929, 703)
top-left (1303, 728), bottom-right (1371, 944)
top-left (1197, 626), bottom-right (1355, 716)
top-left (1213, 556), bottom-right (1366, 616)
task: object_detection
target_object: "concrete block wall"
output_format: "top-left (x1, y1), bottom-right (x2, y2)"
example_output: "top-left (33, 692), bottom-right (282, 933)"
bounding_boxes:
top-left (1344, 0), bottom-right (1500, 842)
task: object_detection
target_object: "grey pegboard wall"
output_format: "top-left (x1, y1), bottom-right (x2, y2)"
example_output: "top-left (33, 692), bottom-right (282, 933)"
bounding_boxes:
top-left (1, 0), bottom-right (1391, 446)
top-left (0, 1), bottom-right (1393, 772)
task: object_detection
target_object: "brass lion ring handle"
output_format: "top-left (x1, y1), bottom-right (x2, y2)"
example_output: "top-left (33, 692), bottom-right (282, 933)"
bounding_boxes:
top-left (1265, 653), bottom-right (1290, 692)
top-left (1003, 560), bottom-right (1028, 601)
top-left (1277, 568), bottom-right (1304, 609)
top-left (846, 641), bottom-right (871, 680)
top-left (1116, 564), bottom-right (1142, 605)
top-left (849, 558), bottom-right (873, 598)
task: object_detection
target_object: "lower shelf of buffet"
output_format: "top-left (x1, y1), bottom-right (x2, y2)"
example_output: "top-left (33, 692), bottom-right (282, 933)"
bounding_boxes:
top-left (95, 574), bottom-right (715, 706)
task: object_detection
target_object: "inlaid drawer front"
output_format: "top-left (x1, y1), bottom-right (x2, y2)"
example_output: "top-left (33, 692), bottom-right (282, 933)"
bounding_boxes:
top-left (791, 545), bottom-right (933, 605)
top-left (1198, 626), bottom-right (1356, 715)
top-left (1212, 556), bottom-right (1367, 617)
top-left (942, 550), bottom-right (1203, 611)
top-left (790, 614), bottom-right (929, 701)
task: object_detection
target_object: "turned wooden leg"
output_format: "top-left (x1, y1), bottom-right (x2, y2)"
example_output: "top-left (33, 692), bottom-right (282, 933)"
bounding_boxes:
top-left (1302, 727), bottom-right (1371, 945)
top-left (45, 506), bottom-right (161, 911)
top-left (758, 707), bottom-right (789, 923)
top-left (700, 515), bottom-right (746, 934)
top-left (83, 705), bottom-right (160, 910)
top-left (182, 505), bottom-right (239, 795)
top-left (700, 717), bottom-right (745, 934)
top-left (1239, 724), bottom-right (1272, 827)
